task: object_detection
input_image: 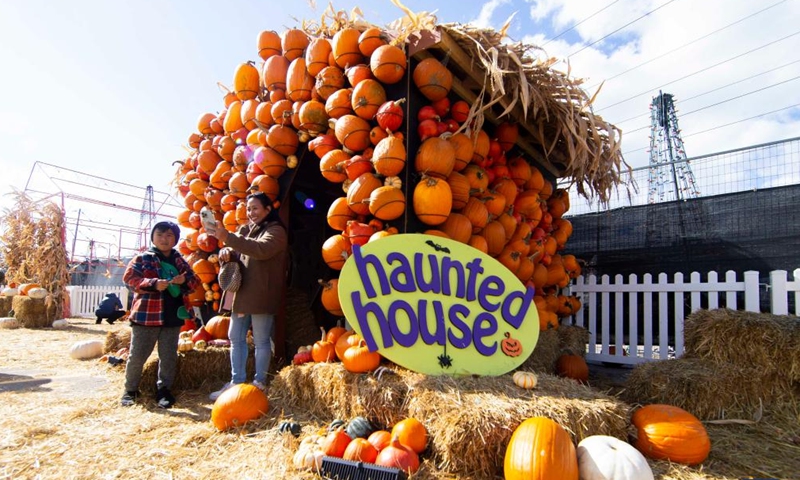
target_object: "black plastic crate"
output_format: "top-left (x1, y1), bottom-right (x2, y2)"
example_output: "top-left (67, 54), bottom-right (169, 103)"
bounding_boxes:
top-left (320, 456), bottom-right (407, 480)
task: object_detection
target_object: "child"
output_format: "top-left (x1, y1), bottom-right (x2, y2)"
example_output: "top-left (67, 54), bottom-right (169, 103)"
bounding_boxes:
top-left (95, 292), bottom-right (125, 324)
top-left (120, 221), bottom-right (200, 408)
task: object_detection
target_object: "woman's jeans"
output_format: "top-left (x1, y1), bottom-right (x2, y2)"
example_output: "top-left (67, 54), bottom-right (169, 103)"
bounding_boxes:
top-left (229, 312), bottom-right (274, 384)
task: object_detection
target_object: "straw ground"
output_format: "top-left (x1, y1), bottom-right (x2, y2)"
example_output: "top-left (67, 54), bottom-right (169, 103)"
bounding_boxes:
top-left (1, 317), bottom-right (798, 479)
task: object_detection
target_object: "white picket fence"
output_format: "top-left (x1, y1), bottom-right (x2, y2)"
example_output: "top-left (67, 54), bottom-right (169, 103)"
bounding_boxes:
top-left (564, 269), bottom-right (800, 365)
top-left (66, 285), bottom-right (129, 318)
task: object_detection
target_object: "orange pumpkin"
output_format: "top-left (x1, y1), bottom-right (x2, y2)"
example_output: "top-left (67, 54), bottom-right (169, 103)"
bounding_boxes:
top-left (325, 87), bottom-right (354, 118)
top-left (504, 417), bottom-right (579, 480)
top-left (358, 27), bottom-right (386, 56)
top-left (211, 383), bottom-right (269, 431)
top-left (318, 278), bottom-right (343, 316)
top-left (440, 212), bottom-right (472, 244)
top-left (370, 44), bottom-right (407, 85)
top-left (372, 135), bottom-right (406, 176)
top-left (298, 100), bottom-right (329, 135)
top-left (305, 37), bottom-right (332, 76)
top-left (320, 149), bottom-right (350, 184)
top-left (632, 405), bottom-right (711, 465)
top-left (205, 315), bottom-right (231, 340)
top-left (391, 418), bottom-right (427, 454)
top-left (315, 65), bottom-right (345, 100)
top-left (262, 55), bottom-right (290, 92)
top-left (312, 327), bottom-right (336, 363)
top-left (334, 115), bottom-right (371, 152)
top-left (321, 234), bottom-right (351, 270)
top-left (281, 28), bottom-right (309, 61)
top-left (414, 136), bottom-right (455, 179)
top-left (347, 172), bottom-right (382, 216)
top-left (368, 185), bottom-right (406, 221)
top-left (326, 196), bottom-right (357, 230)
top-left (446, 171), bottom-right (471, 210)
top-left (286, 58), bottom-right (314, 102)
top-left (192, 259), bottom-right (216, 283)
top-left (447, 132), bottom-right (475, 172)
top-left (266, 124), bottom-right (298, 156)
top-left (413, 175), bottom-right (452, 226)
top-left (412, 57), bottom-right (452, 101)
top-left (351, 79), bottom-right (386, 120)
top-left (257, 30), bottom-right (282, 60)
top-left (556, 351), bottom-right (589, 383)
top-left (233, 61), bottom-right (260, 101)
top-left (331, 28), bottom-right (363, 69)
top-left (249, 174), bottom-right (280, 202)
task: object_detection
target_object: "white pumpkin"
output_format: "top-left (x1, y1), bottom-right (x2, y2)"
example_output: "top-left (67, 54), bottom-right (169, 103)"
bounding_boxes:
top-left (577, 435), bottom-right (654, 480)
top-left (69, 339), bottom-right (105, 360)
top-left (292, 446), bottom-right (324, 471)
top-left (0, 317), bottom-right (20, 329)
top-left (1, 287), bottom-right (18, 296)
top-left (52, 319), bottom-right (69, 329)
top-left (512, 370), bottom-right (538, 389)
top-left (27, 287), bottom-right (48, 299)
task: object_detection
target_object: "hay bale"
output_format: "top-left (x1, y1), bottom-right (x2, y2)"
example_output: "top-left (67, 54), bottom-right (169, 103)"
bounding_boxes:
top-left (684, 309), bottom-right (800, 382)
top-left (138, 346), bottom-right (254, 394)
top-left (0, 296), bottom-right (12, 316)
top-left (104, 328), bottom-right (132, 353)
top-left (558, 325), bottom-right (589, 356)
top-left (269, 362), bottom-right (631, 478)
top-left (520, 328), bottom-right (559, 373)
top-left (12, 296), bottom-right (49, 328)
top-left (269, 363), bottom-right (421, 428)
top-left (623, 357), bottom-right (797, 420)
top-left (407, 374), bottom-right (630, 478)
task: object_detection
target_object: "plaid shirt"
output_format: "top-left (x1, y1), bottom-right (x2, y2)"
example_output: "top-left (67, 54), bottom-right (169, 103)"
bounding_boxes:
top-left (123, 248), bottom-right (200, 327)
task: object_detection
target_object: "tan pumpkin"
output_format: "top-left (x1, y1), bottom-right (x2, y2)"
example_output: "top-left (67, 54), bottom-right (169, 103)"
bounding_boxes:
top-left (412, 57), bottom-right (452, 101)
top-left (512, 370), bottom-right (538, 389)
top-left (413, 176), bottom-right (452, 226)
top-left (370, 44), bottom-right (407, 85)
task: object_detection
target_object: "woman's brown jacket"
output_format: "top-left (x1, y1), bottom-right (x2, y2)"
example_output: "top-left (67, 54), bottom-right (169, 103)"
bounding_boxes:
top-left (221, 219), bottom-right (287, 315)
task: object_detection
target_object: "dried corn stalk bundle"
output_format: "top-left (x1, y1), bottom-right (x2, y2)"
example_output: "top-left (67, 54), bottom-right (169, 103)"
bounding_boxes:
top-left (0, 190), bottom-right (69, 321)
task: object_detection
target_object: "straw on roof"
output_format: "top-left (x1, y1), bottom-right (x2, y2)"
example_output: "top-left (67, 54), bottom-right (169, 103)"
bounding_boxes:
top-left (684, 308), bottom-right (800, 382)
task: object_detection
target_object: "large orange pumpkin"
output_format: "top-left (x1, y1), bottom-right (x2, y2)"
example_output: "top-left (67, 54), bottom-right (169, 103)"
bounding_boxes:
top-left (334, 115), bottom-right (371, 152)
top-left (286, 58), bottom-right (314, 102)
top-left (281, 28), bottom-right (309, 61)
top-left (556, 351), bottom-right (589, 383)
top-left (211, 383), bottom-right (269, 431)
top-left (331, 28), bottom-right (363, 69)
top-left (632, 404), bottom-right (711, 465)
top-left (358, 27), bottom-right (386, 57)
top-left (370, 44), bottom-right (407, 85)
top-left (305, 37), bottom-right (332, 76)
top-left (372, 135), bottom-right (406, 176)
top-left (262, 55), bottom-right (290, 92)
top-left (414, 136), bottom-right (455, 179)
top-left (351, 79), bottom-right (386, 120)
top-left (257, 30), bottom-right (281, 60)
top-left (205, 315), bottom-right (231, 340)
top-left (368, 185), bottom-right (406, 221)
top-left (325, 87), bottom-right (354, 118)
top-left (504, 417), bottom-right (578, 480)
top-left (346, 172), bottom-right (382, 216)
top-left (391, 418), bottom-right (427, 454)
top-left (192, 259), bottom-right (216, 283)
top-left (319, 278), bottom-right (343, 316)
top-left (267, 124), bottom-right (298, 156)
top-left (321, 234), bottom-right (351, 270)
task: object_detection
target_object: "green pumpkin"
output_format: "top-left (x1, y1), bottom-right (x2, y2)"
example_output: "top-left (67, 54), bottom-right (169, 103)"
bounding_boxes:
top-left (345, 416), bottom-right (373, 439)
top-left (278, 420), bottom-right (302, 437)
top-left (328, 418), bottom-right (347, 433)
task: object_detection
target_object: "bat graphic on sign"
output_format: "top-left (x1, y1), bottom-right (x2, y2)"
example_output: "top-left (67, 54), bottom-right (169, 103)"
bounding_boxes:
top-left (425, 239), bottom-right (451, 254)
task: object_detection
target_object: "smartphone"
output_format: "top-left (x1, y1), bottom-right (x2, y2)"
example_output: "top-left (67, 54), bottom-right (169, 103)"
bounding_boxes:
top-left (200, 207), bottom-right (217, 231)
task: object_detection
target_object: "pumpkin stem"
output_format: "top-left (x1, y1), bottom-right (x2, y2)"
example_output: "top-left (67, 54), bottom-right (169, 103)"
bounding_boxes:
top-left (320, 326), bottom-right (327, 342)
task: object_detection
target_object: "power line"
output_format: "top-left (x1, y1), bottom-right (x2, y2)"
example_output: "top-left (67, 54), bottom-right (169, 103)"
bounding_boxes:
top-left (597, 30), bottom-right (800, 112)
top-left (614, 59), bottom-right (800, 125)
top-left (621, 103), bottom-right (800, 155)
top-left (567, 0), bottom-right (680, 59)
top-left (622, 75), bottom-right (800, 134)
top-left (541, 0), bottom-right (622, 47)
top-left (587, 0), bottom-right (789, 90)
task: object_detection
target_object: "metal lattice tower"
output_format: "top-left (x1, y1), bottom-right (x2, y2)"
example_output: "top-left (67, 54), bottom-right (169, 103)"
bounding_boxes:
top-left (647, 91), bottom-right (700, 203)
top-left (136, 185), bottom-right (156, 251)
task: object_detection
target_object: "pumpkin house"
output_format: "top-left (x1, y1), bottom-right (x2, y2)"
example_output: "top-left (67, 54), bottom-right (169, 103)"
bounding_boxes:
top-left (173, 10), bottom-right (627, 364)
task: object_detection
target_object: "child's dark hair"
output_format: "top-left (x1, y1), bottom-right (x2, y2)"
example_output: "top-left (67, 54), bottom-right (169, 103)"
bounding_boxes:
top-left (247, 192), bottom-right (282, 224)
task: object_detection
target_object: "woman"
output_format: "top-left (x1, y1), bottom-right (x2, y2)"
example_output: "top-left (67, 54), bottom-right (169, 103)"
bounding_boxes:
top-left (207, 192), bottom-right (288, 400)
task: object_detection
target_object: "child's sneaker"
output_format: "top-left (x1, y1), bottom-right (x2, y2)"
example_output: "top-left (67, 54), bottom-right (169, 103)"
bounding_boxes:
top-left (156, 388), bottom-right (175, 409)
top-left (252, 380), bottom-right (267, 392)
top-left (209, 381), bottom-right (235, 401)
top-left (120, 391), bottom-right (138, 407)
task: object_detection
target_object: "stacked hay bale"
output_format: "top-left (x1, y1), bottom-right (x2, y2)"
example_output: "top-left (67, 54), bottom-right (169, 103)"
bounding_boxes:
top-left (624, 308), bottom-right (800, 419)
top-left (12, 296), bottom-right (50, 328)
top-left (268, 361), bottom-right (629, 478)
top-left (0, 295), bottom-right (13, 317)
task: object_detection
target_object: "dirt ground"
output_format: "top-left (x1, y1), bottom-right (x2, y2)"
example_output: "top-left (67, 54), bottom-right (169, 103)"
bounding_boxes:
top-left (1, 318), bottom-right (797, 480)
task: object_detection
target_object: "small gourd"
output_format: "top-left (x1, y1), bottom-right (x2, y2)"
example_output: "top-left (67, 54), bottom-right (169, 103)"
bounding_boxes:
top-left (194, 339), bottom-right (207, 351)
top-left (512, 370), bottom-right (538, 389)
top-left (177, 338), bottom-right (194, 352)
top-left (293, 445), bottom-right (324, 471)
top-left (69, 339), bottom-right (105, 360)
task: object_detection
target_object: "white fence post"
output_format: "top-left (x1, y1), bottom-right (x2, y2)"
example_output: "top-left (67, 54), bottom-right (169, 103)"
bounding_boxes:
top-left (743, 271), bottom-right (760, 312)
top-left (771, 270), bottom-right (788, 315)
top-left (65, 286), bottom-right (129, 318)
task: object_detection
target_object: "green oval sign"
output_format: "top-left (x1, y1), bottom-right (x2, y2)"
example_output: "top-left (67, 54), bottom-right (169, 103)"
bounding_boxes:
top-left (338, 234), bottom-right (539, 376)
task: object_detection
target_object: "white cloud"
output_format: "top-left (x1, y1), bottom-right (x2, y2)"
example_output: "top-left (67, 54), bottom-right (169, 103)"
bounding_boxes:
top-left (472, 0), bottom-right (513, 28)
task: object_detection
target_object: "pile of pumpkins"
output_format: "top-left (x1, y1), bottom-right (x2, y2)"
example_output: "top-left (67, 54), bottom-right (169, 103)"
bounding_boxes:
top-left (176, 314), bottom-right (231, 353)
top-left (174, 23), bottom-right (583, 330)
top-left (291, 323), bottom-right (382, 375)
top-left (1, 282), bottom-right (48, 299)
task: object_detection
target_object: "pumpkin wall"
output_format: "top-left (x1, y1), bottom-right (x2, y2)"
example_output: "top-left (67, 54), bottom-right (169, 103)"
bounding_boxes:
top-left (173, 21), bottom-right (599, 336)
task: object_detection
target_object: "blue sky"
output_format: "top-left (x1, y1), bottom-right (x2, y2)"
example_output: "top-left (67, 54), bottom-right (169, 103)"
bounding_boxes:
top-left (1, 0), bottom-right (798, 259)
